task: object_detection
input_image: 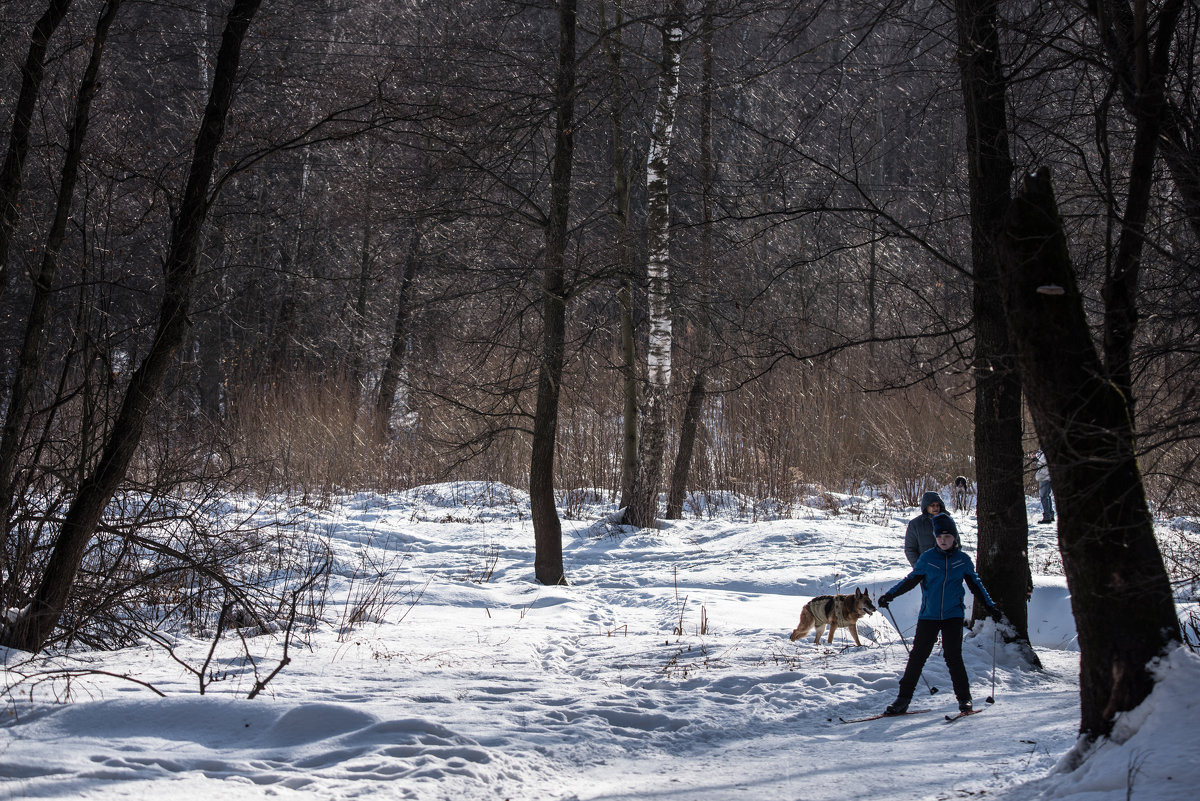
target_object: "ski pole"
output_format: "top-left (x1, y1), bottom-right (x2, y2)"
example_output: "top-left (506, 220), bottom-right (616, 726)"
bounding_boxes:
top-left (885, 606), bottom-right (938, 695)
top-left (986, 620), bottom-right (1000, 704)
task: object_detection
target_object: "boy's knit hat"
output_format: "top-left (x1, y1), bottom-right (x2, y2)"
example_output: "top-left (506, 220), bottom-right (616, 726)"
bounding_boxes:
top-left (932, 512), bottom-right (958, 538)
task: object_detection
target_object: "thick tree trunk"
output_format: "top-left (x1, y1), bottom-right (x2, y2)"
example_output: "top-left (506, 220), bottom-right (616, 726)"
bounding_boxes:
top-left (626, 0), bottom-right (684, 530)
top-left (954, 0), bottom-right (1035, 649)
top-left (628, 386), bottom-right (668, 528)
top-left (1, 0), bottom-right (263, 654)
top-left (530, 0), bottom-right (575, 586)
top-left (0, 0), bottom-right (74, 301)
top-left (998, 168), bottom-right (1180, 744)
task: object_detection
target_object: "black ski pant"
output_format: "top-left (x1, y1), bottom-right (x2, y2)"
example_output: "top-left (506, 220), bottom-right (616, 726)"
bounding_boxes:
top-left (896, 617), bottom-right (971, 703)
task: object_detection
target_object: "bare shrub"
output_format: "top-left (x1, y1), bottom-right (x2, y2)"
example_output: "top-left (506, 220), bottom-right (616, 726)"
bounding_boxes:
top-left (1141, 439), bottom-right (1200, 518)
top-left (336, 532), bottom-right (414, 640)
top-left (204, 329), bottom-right (980, 528)
top-left (1158, 522), bottom-right (1200, 600)
top-left (225, 378), bottom-right (385, 500)
top-left (209, 344), bottom-right (981, 525)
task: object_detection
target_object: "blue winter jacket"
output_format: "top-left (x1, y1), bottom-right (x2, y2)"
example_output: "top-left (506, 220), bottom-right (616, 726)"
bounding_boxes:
top-left (884, 542), bottom-right (995, 621)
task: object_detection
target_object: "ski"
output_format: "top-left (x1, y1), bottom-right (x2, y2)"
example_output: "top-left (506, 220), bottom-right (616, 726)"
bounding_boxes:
top-left (944, 709), bottom-right (984, 722)
top-left (838, 709), bottom-right (932, 724)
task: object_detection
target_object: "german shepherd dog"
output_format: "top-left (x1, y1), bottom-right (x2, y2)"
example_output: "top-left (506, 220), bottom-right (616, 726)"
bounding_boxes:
top-left (789, 589), bottom-right (877, 646)
top-left (953, 475), bottom-right (972, 512)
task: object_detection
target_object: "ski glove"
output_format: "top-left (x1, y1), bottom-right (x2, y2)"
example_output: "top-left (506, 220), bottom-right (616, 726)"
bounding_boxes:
top-left (986, 603), bottom-right (1001, 619)
top-left (878, 594), bottom-right (893, 609)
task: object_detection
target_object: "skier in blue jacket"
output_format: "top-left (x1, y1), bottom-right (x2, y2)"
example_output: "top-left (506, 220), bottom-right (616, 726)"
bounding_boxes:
top-left (878, 512), bottom-right (999, 715)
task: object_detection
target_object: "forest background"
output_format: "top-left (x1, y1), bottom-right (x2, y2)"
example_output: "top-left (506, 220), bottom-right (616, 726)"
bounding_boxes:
top-left (0, 0), bottom-right (1196, 749)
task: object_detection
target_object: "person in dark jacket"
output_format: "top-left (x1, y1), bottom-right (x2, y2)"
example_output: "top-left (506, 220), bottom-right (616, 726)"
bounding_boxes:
top-left (903, 491), bottom-right (946, 567)
top-left (879, 512), bottom-right (999, 715)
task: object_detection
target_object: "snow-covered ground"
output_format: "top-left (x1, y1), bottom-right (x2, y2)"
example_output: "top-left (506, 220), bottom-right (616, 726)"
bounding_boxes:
top-left (2, 483), bottom-right (1197, 800)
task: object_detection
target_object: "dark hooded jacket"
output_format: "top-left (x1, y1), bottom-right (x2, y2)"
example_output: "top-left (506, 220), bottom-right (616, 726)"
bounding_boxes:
top-left (886, 513), bottom-right (995, 620)
top-left (903, 490), bottom-right (946, 566)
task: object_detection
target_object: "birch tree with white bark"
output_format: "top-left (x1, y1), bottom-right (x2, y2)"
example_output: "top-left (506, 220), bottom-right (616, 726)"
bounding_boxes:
top-left (625, 0), bottom-right (685, 529)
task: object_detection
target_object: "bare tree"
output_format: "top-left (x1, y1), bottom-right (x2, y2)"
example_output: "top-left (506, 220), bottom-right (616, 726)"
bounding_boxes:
top-left (626, 0), bottom-right (686, 530)
top-left (667, 0), bottom-right (716, 521)
top-left (0, 0), bottom-right (123, 565)
top-left (1084, 0), bottom-right (1200, 241)
top-left (375, 223), bottom-right (424, 438)
top-left (998, 167), bottom-right (1181, 744)
top-left (1, 0), bottom-right (264, 654)
top-left (530, 0), bottom-right (577, 586)
top-left (953, 0), bottom-right (1036, 651)
top-left (1088, 0), bottom-right (1187, 416)
top-left (599, 0), bottom-right (640, 511)
top-left (0, 0), bottom-right (74, 302)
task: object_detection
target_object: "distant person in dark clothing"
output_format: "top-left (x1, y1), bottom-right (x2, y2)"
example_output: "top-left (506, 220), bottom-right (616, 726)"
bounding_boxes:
top-left (904, 491), bottom-right (946, 567)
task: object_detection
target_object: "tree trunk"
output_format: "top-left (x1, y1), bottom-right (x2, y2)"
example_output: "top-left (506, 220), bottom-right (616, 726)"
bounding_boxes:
top-left (0, 0), bottom-right (74, 301)
top-left (998, 167), bottom-right (1180, 744)
top-left (666, 371), bottom-right (705, 519)
top-left (954, 0), bottom-right (1036, 650)
top-left (1, 0), bottom-right (263, 654)
top-left (530, 0), bottom-right (575, 586)
top-left (350, 145), bottom-right (375, 402)
top-left (618, 270), bottom-right (638, 510)
top-left (375, 224), bottom-right (422, 438)
top-left (1096, 0), bottom-right (1184, 413)
top-left (600, 0), bottom-right (638, 510)
top-left (0, 0), bottom-right (122, 542)
top-left (667, 2), bottom-right (714, 521)
top-left (626, 0), bottom-right (685, 530)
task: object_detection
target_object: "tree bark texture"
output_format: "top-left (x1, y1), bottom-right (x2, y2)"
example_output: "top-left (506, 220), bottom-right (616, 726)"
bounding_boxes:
top-left (0, 0), bottom-right (75, 301)
top-left (998, 168), bottom-right (1180, 742)
top-left (626, 0), bottom-right (684, 530)
top-left (530, 0), bottom-right (575, 586)
top-left (955, 0), bottom-right (1034, 646)
top-left (1, 0), bottom-right (263, 653)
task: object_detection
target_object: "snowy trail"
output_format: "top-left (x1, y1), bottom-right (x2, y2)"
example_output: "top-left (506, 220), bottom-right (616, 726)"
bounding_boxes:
top-left (2, 484), bottom-right (1196, 801)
